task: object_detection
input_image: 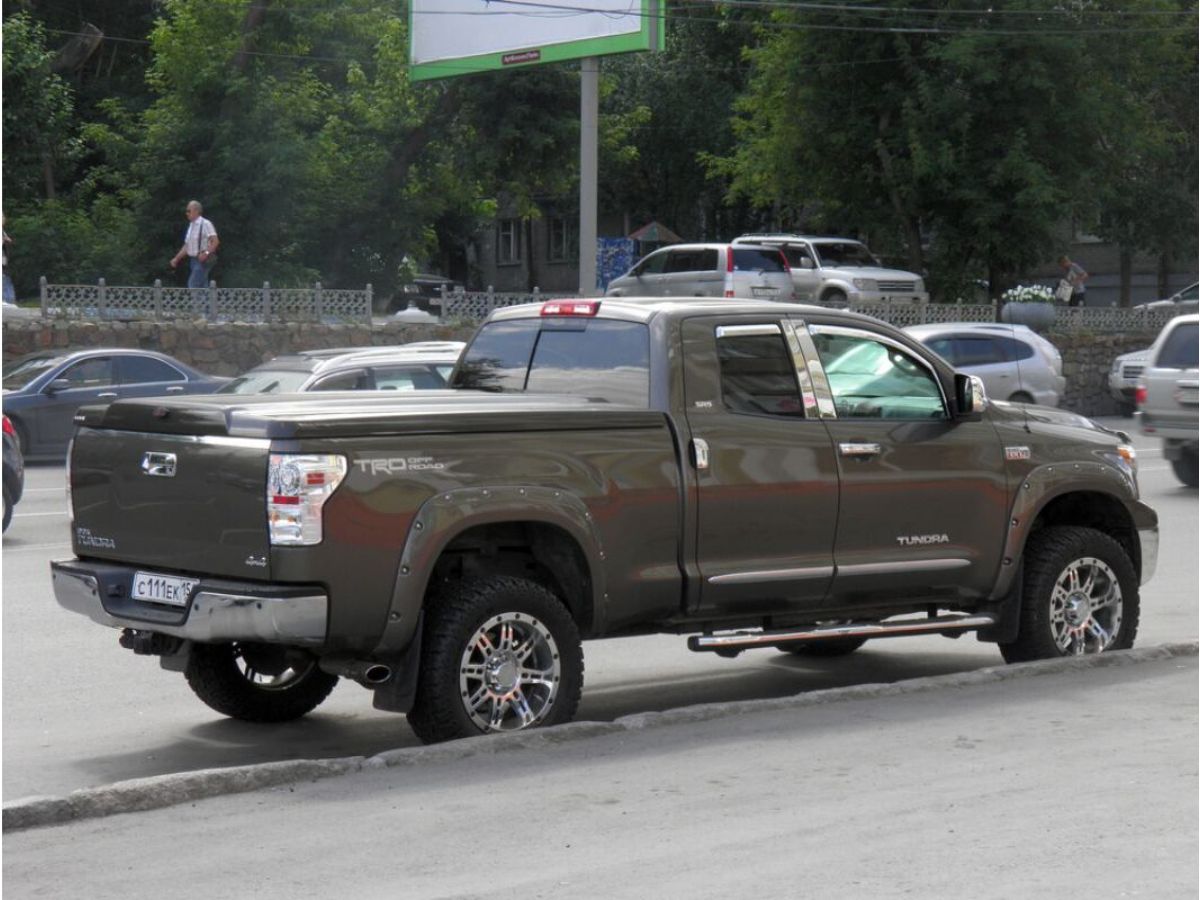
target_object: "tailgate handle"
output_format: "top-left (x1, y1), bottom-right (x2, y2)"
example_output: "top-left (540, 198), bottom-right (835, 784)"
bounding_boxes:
top-left (141, 451), bottom-right (177, 478)
top-left (839, 442), bottom-right (881, 458)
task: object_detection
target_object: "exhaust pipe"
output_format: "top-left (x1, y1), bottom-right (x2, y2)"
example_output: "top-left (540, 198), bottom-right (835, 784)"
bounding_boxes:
top-left (319, 656), bottom-right (393, 686)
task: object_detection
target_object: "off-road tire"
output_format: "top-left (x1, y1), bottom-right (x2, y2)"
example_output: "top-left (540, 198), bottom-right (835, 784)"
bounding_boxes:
top-left (1171, 449), bottom-right (1198, 488)
top-left (781, 636), bottom-right (868, 657)
top-left (999, 526), bottom-right (1139, 664)
top-left (408, 576), bottom-right (584, 745)
top-left (185, 641), bottom-right (338, 722)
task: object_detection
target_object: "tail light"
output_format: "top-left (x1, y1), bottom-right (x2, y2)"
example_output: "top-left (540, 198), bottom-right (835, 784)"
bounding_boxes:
top-left (65, 437), bottom-right (75, 522)
top-left (724, 247), bottom-right (735, 298)
top-left (1134, 385), bottom-right (1147, 407)
top-left (1, 416), bottom-right (13, 438)
top-left (541, 300), bottom-right (600, 316)
top-left (267, 454), bottom-right (347, 546)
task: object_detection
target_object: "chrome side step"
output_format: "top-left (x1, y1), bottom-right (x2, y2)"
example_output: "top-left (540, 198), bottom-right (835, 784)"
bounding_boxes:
top-left (687, 613), bottom-right (997, 655)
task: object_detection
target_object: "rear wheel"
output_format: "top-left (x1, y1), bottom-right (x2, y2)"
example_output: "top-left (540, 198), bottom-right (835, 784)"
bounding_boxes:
top-left (185, 642), bottom-right (338, 722)
top-left (1171, 448), bottom-right (1198, 488)
top-left (408, 576), bottom-right (584, 744)
top-left (999, 526), bottom-right (1138, 664)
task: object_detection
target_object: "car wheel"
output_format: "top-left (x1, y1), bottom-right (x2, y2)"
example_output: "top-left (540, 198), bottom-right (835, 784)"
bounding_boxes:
top-left (184, 641), bottom-right (338, 722)
top-left (408, 576), bottom-right (584, 744)
top-left (1171, 447), bottom-right (1198, 488)
top-left (822, 289), bottom-right (847, 305)
top-left (2, 482), bottom-right (12, 533)
top-left (1007, 391), bottom-right (1035, 404)
top-left (780, 636), bottom-right (867, 657)
top-left (9, 417), bottom-right (29, 455)
top-left (999, 526), bottom-right (1138, 664)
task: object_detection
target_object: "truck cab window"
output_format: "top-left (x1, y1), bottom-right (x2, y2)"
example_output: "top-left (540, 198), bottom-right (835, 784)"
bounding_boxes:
top-left (811, 329), bottom-right (945, 419)
top-left (715, 326), bottom-right (805, 417)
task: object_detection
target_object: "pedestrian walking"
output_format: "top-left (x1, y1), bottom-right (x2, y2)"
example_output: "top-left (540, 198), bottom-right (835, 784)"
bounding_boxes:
top-left (169, 200), bottom-right (220, 288)
top-left (1057, 255), bottom-right (1089, 308)
top-left (3, 216), bottom-right (15, 304)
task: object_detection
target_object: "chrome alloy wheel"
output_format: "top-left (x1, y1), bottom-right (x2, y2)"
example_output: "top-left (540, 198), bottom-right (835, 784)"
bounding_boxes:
top-left (459, 612), bottom-right (562, 733)
top-left (232, 642), bottom-right (317, 691)
top-left (1049, 556), bottom-right (1124, 655)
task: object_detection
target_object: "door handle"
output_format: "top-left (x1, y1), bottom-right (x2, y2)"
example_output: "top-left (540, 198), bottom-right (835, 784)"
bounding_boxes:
top-left (839, 442), bottom-right (881, 458)
top-left (97, 392), bottom-right (118, 400)
top-left (691, 438), bottom-right (710, 470)
top-left (165, 386), bottom-right (185, 393)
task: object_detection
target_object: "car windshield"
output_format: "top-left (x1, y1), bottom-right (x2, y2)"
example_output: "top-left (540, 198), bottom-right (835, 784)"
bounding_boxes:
top-left (2, 355), bottom-right (64, 390)
top-left (217, 369), bottom-right (313, 394)
top-left (811, 242), bottom-right (879, 268)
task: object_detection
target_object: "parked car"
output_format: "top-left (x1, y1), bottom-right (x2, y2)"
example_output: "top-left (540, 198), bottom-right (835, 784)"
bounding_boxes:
top-left (905, 322), bottom-right (1065, 406)
top-left (732, 234), bottom-right (928, 305)
top-left (3, 414), bottom-right (24, 532)
top-left (217, 342), bottom-right (466, 395)
top-left (1140, 281), bottom-right (1198, 313)
top-left (604, 243), bottom-right (795, 301)
top-left (2, 349), bottom-right (228, 460)
top-left (375, 275), bottom-right (464, 315)
top-left (1136, 313), bottom-right (1198, 487)
top-left (1109, 347), bottom-right (1151, 414)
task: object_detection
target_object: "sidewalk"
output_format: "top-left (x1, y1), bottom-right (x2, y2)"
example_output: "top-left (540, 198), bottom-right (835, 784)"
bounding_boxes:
top-left (5, 650), bottom-right (1196, 899)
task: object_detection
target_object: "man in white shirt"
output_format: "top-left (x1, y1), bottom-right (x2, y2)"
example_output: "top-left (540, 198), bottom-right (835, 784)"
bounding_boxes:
top-left (170, 200), bottom-right (220, 288)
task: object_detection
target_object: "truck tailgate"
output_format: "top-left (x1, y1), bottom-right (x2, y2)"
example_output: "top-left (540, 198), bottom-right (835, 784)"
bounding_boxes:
top-left (70, 427), bottom-right (271, 579)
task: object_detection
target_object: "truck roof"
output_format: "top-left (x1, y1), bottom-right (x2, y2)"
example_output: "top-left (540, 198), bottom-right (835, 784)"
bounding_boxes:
top-left (488, 296), bottom-right (881, 327)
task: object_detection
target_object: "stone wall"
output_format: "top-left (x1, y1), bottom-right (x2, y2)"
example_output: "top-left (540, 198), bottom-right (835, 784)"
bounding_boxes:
top-left (1, 318), bottom-right (479, 377)
top-left (1, 317), bottom-right (1159, 418)
top-left (1047, 330), bottom-right (1158, 418)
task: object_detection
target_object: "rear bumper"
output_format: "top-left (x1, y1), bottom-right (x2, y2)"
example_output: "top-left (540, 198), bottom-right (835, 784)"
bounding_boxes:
top-left (51, 559), bottom-right (328, 646)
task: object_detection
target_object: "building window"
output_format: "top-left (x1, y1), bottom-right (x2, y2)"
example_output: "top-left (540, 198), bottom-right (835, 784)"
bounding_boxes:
top-left (497, 218), bottom-right (522, 265)
top-left (547, 217), bottom-right (577, 263)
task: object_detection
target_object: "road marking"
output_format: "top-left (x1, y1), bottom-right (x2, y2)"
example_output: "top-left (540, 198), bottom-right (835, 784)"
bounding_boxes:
top-left (21, 487), bottom-right (66, 494)
top-left (2, 542), bottom-right (72, 552)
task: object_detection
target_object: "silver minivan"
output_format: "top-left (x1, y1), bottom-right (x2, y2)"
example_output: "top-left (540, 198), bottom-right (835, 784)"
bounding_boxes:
top-left (605, 243), bottom-right (795, 301)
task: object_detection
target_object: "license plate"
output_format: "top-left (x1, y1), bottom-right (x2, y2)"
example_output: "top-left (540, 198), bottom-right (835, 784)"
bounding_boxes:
top-left (131, 571), bottom-right (198, 607)
top-left (751, 286), bottom-right (778, 297)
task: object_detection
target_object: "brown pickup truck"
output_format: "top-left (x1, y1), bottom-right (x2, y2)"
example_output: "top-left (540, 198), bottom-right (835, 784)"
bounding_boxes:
top-left (53, 299), bottom-right (1158, 743)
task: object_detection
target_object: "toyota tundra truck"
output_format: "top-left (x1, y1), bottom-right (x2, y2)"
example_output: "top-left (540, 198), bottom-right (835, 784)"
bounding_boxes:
top-left (53, 298), bottom-right (1158, 743)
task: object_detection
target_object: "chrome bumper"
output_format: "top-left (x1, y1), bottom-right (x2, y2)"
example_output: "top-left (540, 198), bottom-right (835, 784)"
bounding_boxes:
top-left (1138, 527), bottom-right (1158, 586)
top-left (51, 560), bottom-right (328, 646)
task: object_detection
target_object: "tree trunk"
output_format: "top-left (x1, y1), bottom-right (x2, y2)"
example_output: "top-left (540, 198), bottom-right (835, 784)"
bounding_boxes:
top-left (1157, 252), bottom-right (1171, 299)
top-left (42, 154), bottom-right (56, 200)
top-left (1119, 247), bottom-right (1132, 307)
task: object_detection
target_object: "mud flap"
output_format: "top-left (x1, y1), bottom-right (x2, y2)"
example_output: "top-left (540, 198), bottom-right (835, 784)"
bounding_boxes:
top-left (371, 612), bottom-right (424, 714)
top-left (976, 560), bottom-right (1023, 644)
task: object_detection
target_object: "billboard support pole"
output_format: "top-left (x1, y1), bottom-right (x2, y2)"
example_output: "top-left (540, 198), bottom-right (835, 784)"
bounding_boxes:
top-left (579, 56), bottom-right (599, 297)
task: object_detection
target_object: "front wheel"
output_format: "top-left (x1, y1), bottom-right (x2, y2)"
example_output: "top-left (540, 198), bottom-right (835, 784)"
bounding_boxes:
top-left (408, 576), bottom-right (584, 744)
top-left (822, 288), bottom-right (847, 305)
top-left (999, 526), bottom-right (1139, 664)
top-left (1171, 447), bottom-right (1198, 488)
top-left (185, 642), bottom-right (338, 722)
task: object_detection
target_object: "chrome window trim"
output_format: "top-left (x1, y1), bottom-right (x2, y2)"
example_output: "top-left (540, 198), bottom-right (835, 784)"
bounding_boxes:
top-left (805, 323), bottom-right (949, 419)
top-left (780, 319), bottom-right (821, 417)
top-left (787, 319), bottom-right (837, 418)
top-left (714, 324), bottom-right (783, 339)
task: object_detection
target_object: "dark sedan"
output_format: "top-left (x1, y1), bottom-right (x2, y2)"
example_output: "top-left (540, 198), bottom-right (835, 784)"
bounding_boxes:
top-left (3, 414), bottom-right (23, 532)
top-left (2, 349), bottom-right (228, 460)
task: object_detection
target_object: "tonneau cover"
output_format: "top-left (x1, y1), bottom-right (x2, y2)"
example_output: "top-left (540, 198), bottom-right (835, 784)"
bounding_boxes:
top-left (75, 391), bottom-right (667, 440)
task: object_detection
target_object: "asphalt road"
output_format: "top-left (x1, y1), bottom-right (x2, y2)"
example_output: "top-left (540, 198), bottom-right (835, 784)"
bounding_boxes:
top-left (3, 419), bottom-right (1197, 801)
top-left (5, 654), bottom-right (1196, 899)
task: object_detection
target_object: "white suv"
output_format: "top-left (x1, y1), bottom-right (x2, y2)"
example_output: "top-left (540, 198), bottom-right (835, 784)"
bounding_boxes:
top-left (732, 234), bottom-right (928, 305)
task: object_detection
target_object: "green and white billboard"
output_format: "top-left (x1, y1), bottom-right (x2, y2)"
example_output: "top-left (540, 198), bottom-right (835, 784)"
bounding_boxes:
top-left (408, 1), bottom-right (663, 82)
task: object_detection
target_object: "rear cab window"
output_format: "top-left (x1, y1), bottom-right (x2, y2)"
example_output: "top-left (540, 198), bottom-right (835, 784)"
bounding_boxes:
top-left (1155, 322), bottom-right (1198, 369)
top-left (453, 317), bottom-right (651, 406)
top-left (731, 247), bottom-right (786, 272)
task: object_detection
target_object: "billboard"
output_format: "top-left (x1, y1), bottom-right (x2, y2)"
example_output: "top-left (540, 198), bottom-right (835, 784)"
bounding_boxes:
top-left (409, 0), bottom-right (663, 81)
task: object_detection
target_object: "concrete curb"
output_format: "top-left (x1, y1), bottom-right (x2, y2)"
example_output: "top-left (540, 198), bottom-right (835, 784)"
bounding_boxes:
top-left (5, 642), bottom-right (1195, 833)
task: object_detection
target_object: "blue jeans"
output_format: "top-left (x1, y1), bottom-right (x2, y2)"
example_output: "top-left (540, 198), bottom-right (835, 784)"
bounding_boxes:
top-left (187, 256), bottom-right (212, 288)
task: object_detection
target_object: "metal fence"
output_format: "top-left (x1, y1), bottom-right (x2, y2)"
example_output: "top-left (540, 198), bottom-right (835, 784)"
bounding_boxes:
top-left (40, 277), bottom-right (373, 324)
top-left (438, 290), bottom-right (1174, 333)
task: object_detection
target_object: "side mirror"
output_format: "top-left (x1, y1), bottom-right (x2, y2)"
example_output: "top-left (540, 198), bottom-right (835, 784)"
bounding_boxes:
top-left (955, 372), bottom-right (987, 419)
top-left (798, 258), bottom-right (815, 270)
top-left (45, 378), bottom-right (73, 396)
